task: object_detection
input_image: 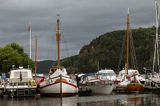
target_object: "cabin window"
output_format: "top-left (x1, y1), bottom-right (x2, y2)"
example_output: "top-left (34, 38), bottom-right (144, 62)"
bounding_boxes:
top-left (14, 72), bottom-right (20, 78)
top-left (99, 73), bottom-right (115, 76)
top-left (22, 72), bottom-right (28, 78)
top-left (13, 71), bottom-right (28, 78)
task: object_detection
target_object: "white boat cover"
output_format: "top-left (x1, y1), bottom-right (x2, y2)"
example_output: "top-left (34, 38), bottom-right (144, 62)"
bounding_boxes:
top-left (117, 69), bottom-right (141, 85)
top-left (97, 69), bottom-right (117, 81)
top-left (118, 69), bottom-right (139, 78)
top-left (49, 68), bottom-right (70, 79)
top-left (97, 69), bottom-right (115, 74)
top-left (10, 68), bottom-right (33, 82)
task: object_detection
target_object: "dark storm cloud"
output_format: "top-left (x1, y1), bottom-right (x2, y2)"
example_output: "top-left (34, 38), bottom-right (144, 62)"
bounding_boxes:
top-left (0, 0), bottom-right (156, 60)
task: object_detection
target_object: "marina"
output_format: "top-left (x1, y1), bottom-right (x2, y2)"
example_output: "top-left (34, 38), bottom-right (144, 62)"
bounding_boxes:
top-left (0, 0), bottom-right (159, 106)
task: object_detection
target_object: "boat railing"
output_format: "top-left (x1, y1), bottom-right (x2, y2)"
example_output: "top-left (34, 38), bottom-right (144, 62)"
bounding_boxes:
top-left (8, 79), bottom-right (36, 87)
top-left (48, 74), bottom-right (70, 80)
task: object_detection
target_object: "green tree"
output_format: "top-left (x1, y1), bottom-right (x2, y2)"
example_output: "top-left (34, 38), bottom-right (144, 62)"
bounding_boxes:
top-left (0, 43), bottom-right (33, 73)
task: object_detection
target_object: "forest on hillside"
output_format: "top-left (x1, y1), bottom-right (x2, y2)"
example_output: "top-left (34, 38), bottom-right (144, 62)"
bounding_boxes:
top-left (0, 27), bottom-right (156, 74)
top-left (61, 27), bottom-right (156, 74)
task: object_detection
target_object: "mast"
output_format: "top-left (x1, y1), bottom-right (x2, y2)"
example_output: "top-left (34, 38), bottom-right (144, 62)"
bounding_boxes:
top-left (34, 35), bottom-right (38, 78)
top-left (29, 22), bottom-right (32, 59)
top-left (153, 1), bottom-right (160, 73)
top-left (56, 14), bottom-right (61, 68)
top-left (125, 8), bottom-right (130, 75)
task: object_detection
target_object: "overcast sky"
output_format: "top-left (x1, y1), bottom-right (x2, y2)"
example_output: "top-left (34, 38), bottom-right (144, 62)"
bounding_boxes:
top-left (0, 0), bottom-right (157, 61)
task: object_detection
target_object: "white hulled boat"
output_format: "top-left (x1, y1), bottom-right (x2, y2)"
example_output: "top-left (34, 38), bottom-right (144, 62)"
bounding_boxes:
top-left (39, 67), bottom-right (78, 96)
top-left (39, 16), bottom-right (78, 96)
top-left (79, 69), bottom-right (116, 94)
top-left (141, 2), bottom-right (160, 90)
top-left (3, 67), bottom-right (37, 97)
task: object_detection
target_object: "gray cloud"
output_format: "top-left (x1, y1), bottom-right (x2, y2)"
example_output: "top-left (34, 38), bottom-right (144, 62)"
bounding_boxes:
top-left (0, 0), bottom-right (156, 61)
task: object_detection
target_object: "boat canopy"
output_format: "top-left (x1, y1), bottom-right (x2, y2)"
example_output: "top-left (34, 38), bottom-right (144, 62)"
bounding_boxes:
top-left (118, 69), bottom-right (139, 78)
top-left (10, 68), bottom-right (33, 83)
top-left (49, 68), bottom-right (70, 79)
top-left (97, 69), bottom-right (116, 75)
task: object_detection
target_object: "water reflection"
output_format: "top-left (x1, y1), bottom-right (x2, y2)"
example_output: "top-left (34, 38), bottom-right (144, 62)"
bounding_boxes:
top-left (0, 96), bottom-right (78, 106)
top-left (78, 94), bottom-right (160, 106)
top-left (0, 94), bottom-right (160, 106)
top-left (119, 94), bottom-right (144, 106)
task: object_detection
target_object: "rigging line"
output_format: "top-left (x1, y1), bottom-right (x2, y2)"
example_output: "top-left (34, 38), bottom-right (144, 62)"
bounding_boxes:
top-left (129, 30), bottom-right (138, 69)
top-left (153, 38), bottom-right (157, 72)
top-left (156, 2), bottom-right (160, 73)
top-left (153, 1), bottom-right (160, 73)
top-left (61, 32), bottom-right (70, 59)
top-left (34, 35), bottom-right (38, 77)
top-left (156, 1), bottom-right (159, 67)
top-left (53, 28), bottom-right (57, 62)
top-left (118, 31), bottom-right (125, 72)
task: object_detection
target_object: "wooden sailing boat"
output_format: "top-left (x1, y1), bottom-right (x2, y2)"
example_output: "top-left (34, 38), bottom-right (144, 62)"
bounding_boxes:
top-left (117, 8), bottom-right (144, 92)
top-left (39, 15), bottom-right (78, 96)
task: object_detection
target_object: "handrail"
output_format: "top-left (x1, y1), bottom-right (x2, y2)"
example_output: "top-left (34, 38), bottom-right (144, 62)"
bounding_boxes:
top-left (48, 74), bottom-right (69, 80)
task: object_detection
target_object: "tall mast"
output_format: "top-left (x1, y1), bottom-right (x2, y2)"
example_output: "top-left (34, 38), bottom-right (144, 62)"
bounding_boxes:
top-left (34, 35), bottom-right (38, 78)
top-left (153, 1), bottom-right (160, 73)
top-left (56, 14), bottom-right (61, 68)
top-left (29, 22), bottom-right (32, 59)
top-left (125, 8), bottom-right (130, 75)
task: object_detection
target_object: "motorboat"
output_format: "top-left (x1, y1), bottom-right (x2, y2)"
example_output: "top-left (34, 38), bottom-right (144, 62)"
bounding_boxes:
top-left (79, 69), bottom-right (116, 94)
top-left (2, 67), bottom-right (37, 97)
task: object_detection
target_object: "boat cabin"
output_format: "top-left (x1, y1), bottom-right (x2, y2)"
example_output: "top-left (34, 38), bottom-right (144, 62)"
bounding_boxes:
top-left (9, 67), bottom-right (33, 83)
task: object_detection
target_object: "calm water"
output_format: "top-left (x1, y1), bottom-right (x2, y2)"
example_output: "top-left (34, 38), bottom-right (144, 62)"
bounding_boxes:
top-left (0, 94), bottom-right (160, 106)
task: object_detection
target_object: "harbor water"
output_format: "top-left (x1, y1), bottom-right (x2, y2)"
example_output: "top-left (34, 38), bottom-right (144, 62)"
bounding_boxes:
top-left (0, 94), bottom-right (160, 106)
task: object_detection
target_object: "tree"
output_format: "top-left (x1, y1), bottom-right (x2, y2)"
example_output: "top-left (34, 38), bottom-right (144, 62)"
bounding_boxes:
top-left (0, 43), bottom-right (33, 73)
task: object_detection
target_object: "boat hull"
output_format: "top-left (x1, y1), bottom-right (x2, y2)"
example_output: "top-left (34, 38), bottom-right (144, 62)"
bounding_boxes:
top-left (39, 81), bottom-right (78, 97)
top-left (85, 81), bottom-right (115, 94)
top-left (91, 84), bottom-right (114, 94)
top-left (5, 88), bottom-right (37, 97)
top-left (126, 83), bottom-right (144, 92)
